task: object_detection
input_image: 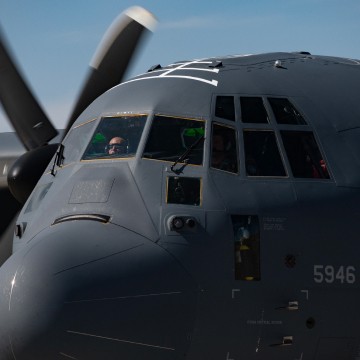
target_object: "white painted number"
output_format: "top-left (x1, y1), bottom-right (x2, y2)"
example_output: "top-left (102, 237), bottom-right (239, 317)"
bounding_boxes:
top-left (335, 266), bottom-right (344, 283)
top-left (347, 266), bottom-right (355, 283)
top-left (314, 265), bottom-right (355, 283)
top-left (325, 266), bottom-right (334, 283)
top-left (314, 265), bottom-right (323, 283)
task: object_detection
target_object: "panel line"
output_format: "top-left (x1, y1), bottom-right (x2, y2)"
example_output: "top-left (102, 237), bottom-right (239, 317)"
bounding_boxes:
top-left (67, 331), bottom-right (175, 350)
top-left (53, 243), bottom-right (144, 275)
top-left (60, 353), bottom-right (79, 359)
top-left (65, 291), bottom-right (181, 303)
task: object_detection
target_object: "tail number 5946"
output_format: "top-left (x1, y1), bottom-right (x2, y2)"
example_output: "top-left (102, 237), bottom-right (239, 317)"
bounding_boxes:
top-left (314, 265), bottom-right (355, 284)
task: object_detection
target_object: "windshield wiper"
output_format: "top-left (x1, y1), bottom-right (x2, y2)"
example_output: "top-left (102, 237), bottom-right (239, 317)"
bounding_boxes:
top-left (50, 144), bottom-right (64, 176)
top-left (170, 135), bottom-right (204, 173)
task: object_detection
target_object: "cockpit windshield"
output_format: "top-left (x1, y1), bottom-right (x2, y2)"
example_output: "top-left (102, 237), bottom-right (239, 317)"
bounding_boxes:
top-left (143, 115), bottom-right (205, 166)
top-left (82, 115), bottom-right (147, 160)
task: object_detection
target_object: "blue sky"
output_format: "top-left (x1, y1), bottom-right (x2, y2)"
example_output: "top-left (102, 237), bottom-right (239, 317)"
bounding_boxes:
top-left (0, 0), bottom-right (359, 132)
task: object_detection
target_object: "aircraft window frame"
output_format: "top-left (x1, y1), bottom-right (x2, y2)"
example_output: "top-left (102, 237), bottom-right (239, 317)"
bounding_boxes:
top-left (240, 96), bottom-right (272, 124)
top-left (72, 118), bottom-right (97, 129)
top-left (267, 97), bottom-right (308, 126)
top-left (166, 176), bottom-right (202, 206)
top-left (52, 117), bottom-right (97, 170)
top-left (280, 130), bottom-right (331, 179)
top-left (215, 96), bottom-right (236, 122)
top-left (210, 94), bottom-right (332, 180)
top-left (81, 114), bottom-right (148, 162)
top-left (210, 122), bottom-right (240, 175)
top-left (243, 129), bottom-right (288, 178)
top-left (142, 114), bottom-right (206, 168)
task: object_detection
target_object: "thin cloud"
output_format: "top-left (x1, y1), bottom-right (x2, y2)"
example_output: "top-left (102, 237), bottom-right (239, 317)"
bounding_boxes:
top-left (161, 14), bottom-right (280, 29)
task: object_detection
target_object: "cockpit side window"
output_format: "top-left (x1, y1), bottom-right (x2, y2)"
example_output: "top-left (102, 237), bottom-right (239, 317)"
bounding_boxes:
top-left (61, 118), bottom-right (97, 165)
top-left (280, 131), bottom-right (330, 179)
top-left (24, 182), bottom-right (53, 214)
top-left (268, 98), bottom-right (308, 125)
top-left (82, 115), bottom-right (147, 160)
top-left (215, 96), bottom-right (235, 121)
top-left (211, 123), bottom-right (239, 174)
top-left (143, 115), bottom-right (205, 166)
top-left (244, 130), bottom-right (287, 177)
top-left (240, 97), bottom-right (270, 124)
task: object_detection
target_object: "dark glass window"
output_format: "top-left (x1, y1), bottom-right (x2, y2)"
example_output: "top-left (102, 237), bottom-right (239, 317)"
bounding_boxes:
top-left (25, 183), bottom-right (53, 214)
top-left (143, 115), bottom-right (205, 166)
top-left (240, 97), bottom-right (270, 124)
top-left (61, 119), bottom-right (96, 165)
top-left (215, 96), bottom-right (235, 121)
top-left (281, 131), bottom-right (330, 179)
top-left (268, 98), bottom-right (307, 125)
top-left (232, 215), bottom-right (260, 281)
top-left (167, 177), bottom-right (201, 206)
top-left (83, 115), bottom-right (147, 160)
top-left (211, 123), bottom-right (239, 174)
top-left (244, 130), bottom-right (286, 177)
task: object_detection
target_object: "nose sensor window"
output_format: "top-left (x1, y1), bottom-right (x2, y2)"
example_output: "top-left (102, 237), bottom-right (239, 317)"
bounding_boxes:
top-left (82, 115), bottom-right (147, 160)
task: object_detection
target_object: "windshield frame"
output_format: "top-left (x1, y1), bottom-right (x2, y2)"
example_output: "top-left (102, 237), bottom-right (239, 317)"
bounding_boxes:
top-left (141, 114), bottom-right (206, 168)
top-left (81, 114), bottom-right (149, 162)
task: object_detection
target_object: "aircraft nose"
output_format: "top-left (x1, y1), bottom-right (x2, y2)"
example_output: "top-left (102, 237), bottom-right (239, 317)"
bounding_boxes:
top-left (0, 222), bottom-right (197, 360)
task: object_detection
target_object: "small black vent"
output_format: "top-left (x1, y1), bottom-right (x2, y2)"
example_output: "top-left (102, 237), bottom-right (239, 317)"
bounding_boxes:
top-left (208, 61), bottom-right (222, 68)
top-left (52, 214), bottom-right (111, 225)
top-left (147, 64), bottom-right (161, 72)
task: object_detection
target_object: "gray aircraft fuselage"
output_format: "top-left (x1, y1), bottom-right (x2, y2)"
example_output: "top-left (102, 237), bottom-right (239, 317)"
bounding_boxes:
top-left (0, 52), bottom-right (360, 360)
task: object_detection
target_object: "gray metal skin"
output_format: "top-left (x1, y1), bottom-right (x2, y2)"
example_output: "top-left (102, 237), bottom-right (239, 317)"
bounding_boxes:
top-left (0, 52), bottom-right (360, 360)
top-left (0, 132), bottom-right (64, 266)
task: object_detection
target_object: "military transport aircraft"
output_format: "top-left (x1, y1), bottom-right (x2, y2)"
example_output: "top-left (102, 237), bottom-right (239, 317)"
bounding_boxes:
top-left (1, 5), bottom-right (360, 360)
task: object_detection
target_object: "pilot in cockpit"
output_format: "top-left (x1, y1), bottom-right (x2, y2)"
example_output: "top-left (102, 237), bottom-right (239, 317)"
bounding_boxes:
top-left (211, 132), bottom-right (237, 173)
top-left (105, 137), bottom-right (127, 155)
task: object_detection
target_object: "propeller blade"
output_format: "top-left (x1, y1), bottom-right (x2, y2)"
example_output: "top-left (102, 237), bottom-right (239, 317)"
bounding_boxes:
top-left (0, 27), bottom-right (58, 151)
top-left (63, 6), bottom-right (158, 137)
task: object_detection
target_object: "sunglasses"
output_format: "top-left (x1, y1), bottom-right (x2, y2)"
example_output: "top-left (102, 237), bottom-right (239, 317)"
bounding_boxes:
top-left (105, 144), bottom-right (126, 151)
